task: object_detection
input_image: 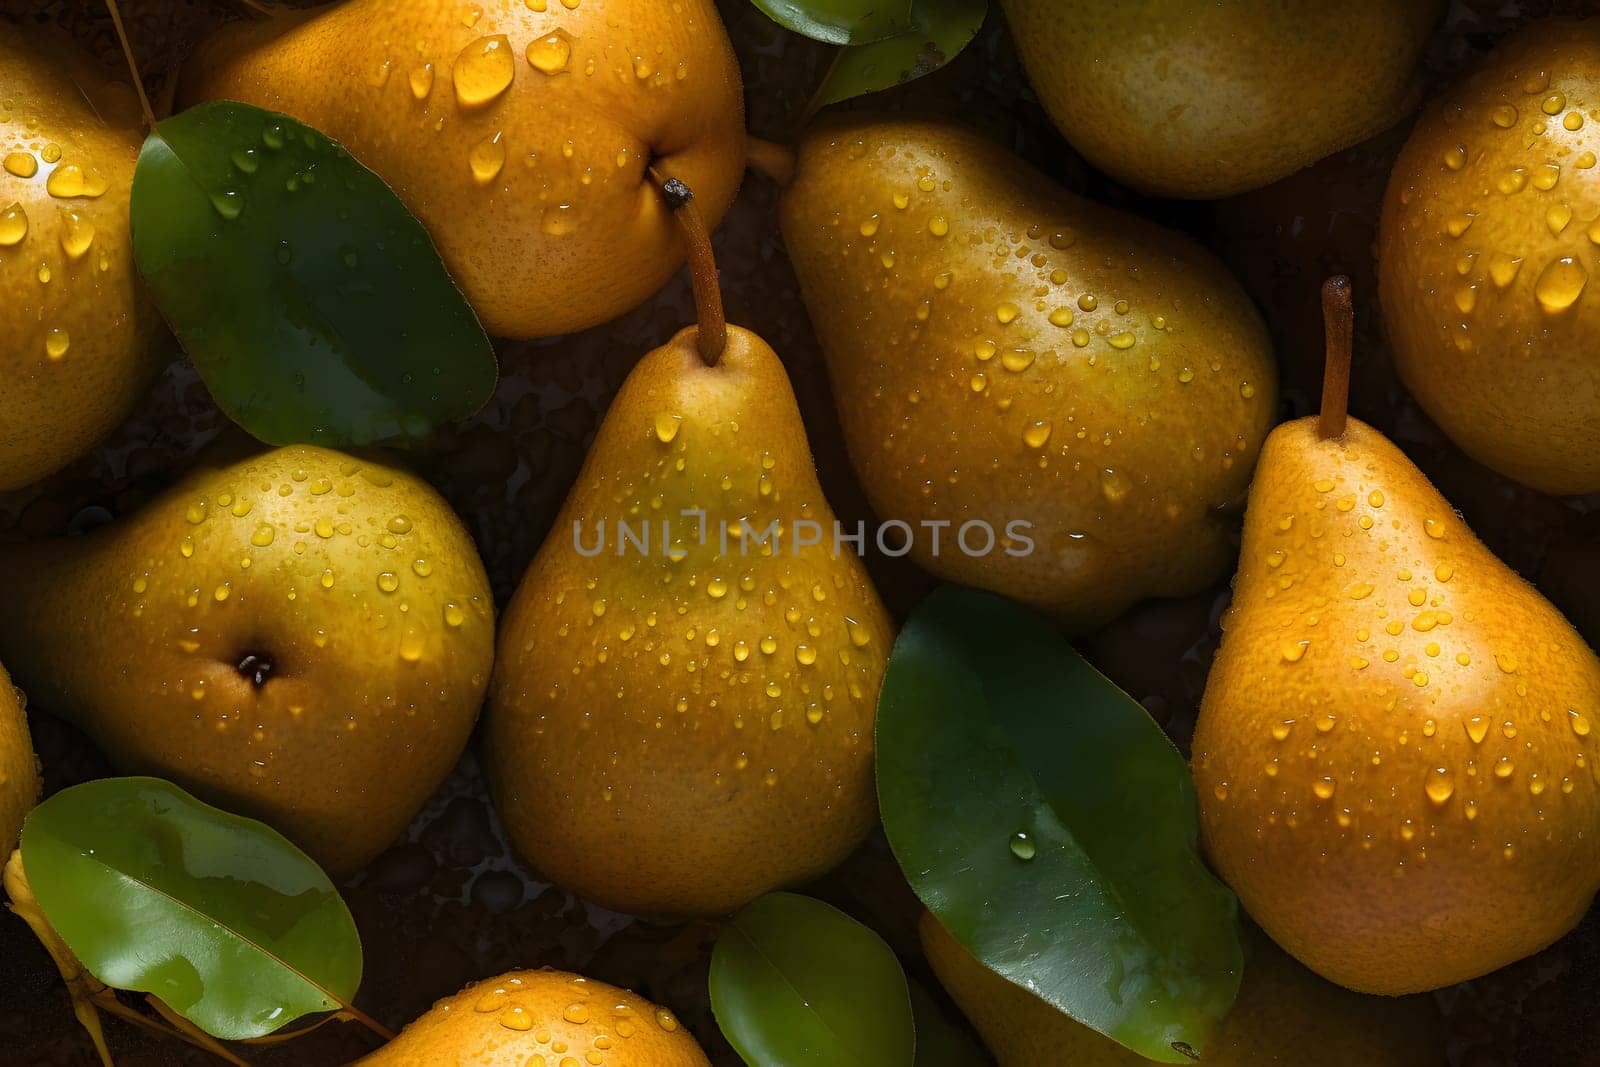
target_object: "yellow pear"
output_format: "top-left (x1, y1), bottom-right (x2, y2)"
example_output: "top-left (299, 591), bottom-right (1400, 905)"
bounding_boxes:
top-left (1191, 281), bottom-right (1600, 994)
top-left (1380, 18), bottom-right (1600, 494)
top-left (180, 0), bottom-right (747, 339)
top-left (998, 0), bottom-right (1441, 198)
top-left (0, 662), bottom-right (40, 856)
top-left (0, 28), bottom-right (166, 491)
top-left (919, 911), bottom-right (1443, 1065)
top-left (780, 116), bottom-right (1276, 633)
top-left (0, 445), bottom-right (494, 876)
top-left (358, 968), bottom-right (709, 1066)
top-left (487, 324), bottom-right (893, 917)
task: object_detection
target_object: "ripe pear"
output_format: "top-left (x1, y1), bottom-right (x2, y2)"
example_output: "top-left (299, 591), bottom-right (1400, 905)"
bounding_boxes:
top-left (998, 0), bottom-right (1441, 199)
top-left (1191, 284), bottom-right (1600, 993)
top-left (1380, 19), bottom-right (1600, 494)
top-left (180, 0), bottom-right (746, 339)
top-left (780, 116), bottom-right (1277, 633)
top-left (0, 28), bottom-right (166, 490)
top-left (358, 968), bottom-right (709, 1066)
top-left (487, 325), bottom-right (893, 917)
top-left (0, 662), bottom-right (40, 856)
top-left (919, 911), bottom-right (1443, 1065)
top-left (0, 445), bottom-right (494, 876)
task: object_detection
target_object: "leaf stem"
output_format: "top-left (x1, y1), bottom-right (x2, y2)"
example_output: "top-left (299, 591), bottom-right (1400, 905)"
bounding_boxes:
top-left (1318, 275), bottom-right (1353, 441)
top-left (650, 167), bottom-right (728, 367)
top-left (102, 0), bottom-right (156, 129)
top-left (144, 997), bottom-right (252, 1066)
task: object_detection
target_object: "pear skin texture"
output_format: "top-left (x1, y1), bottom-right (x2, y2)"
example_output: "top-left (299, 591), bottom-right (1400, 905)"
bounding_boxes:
top-left (358, 968), bottom-right (709, 1066)
top-left (0, 446), bottom-right (494, 877)
top-left (0, 29), bottom-right (166, 491)
top-left (0, 663), bottom-right (41, 857)
top-left (488, 325), bottom-right (892, 917)
top-left (1191, 417), bottom-right (1600, 994)
top-left (997, 0), bottom-right (1441, 199)
top-left (919, 912), bottom-right (1443, 1066)
top-left (179, 0), bottom-right (746, 340)
top-left (780, 117), bottom-right (1276, 634)
top-left (1379, 19), bottom-right (1600, 495)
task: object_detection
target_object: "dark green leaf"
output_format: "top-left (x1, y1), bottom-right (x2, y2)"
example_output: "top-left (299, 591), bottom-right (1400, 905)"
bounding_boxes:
top-left (808, 0), bottom-right (986, 112)
top-left (910, 978), bottom-right (989, 1067)
top-left (20, 777), bottom-right (362, 1040)
top-left (711, 892), bottom-right (915, 1067)
top-left (877, 586), bottom-right (1242, 1064)
top-left (751, 0), bottom-right (916, 45)
top-left (130, 101), bottom-right (495, 448)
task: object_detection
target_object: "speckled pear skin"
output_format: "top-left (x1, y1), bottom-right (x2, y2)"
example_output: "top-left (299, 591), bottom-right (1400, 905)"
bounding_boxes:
top-left (780, 116), bottom-right (1277, 634)
top-left (998, 0), bottom-right (1441, 199)
top-left (1380, 18), bottom-right (1600, 495)
top-left (488, 325), bottom-right (893, 918)
top-left (0, 446), bottom-right (495, 877)
top-left (1192, 417), bottom-right (1600, 995)
top-left (0, 28), bottom-right (167, 491)
top-left (0, 663), bottom-right (40, 857)
top-left (920, 912), bottom-right (1443, 1066)
top-left (180, 0), bottom-right (746, 340)
top-left (358, 968), bottom-right (709, 1066)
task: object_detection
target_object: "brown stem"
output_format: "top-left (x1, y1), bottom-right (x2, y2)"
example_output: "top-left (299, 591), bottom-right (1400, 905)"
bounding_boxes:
top-left (339, 1002), bottom-right (397, 1044)
top-left (746, 137), bottom-right (796, 187)
top-left (144, 998), bottom-right (252, 1066)
top-left (650, 167), bottom-right (727, 367)
top-left (103, 0), bottom-right (156, 129)
top-left (1318, 275), bottom-right (1354, 440)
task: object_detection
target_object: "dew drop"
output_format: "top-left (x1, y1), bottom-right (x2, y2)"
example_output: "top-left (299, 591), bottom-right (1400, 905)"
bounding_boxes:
top-left (1535, 257), bottom-right (1587, 313)
top-left (527, 32), bottom-right (573, 74)
top-left (454, 36), bottom-right (515, 107)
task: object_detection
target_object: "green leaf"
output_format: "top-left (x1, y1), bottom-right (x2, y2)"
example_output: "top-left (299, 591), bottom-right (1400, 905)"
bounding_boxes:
top-left (711, 892), bottom-right (915, 1067)
top-left (130, 101), bottom-right (496, 448)
top-left (751, 0), bottom-right (916, 45)
top-left (20, 777), bottom-right (362, 1041)
top-left (910, 978), bottom-right (989, 1067)
top-left (808, 0), bottom-right (986, 113)
top-left (877, 586), bottom-right (1242, 1064)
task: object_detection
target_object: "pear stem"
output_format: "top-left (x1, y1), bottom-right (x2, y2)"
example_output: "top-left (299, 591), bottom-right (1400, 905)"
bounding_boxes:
top-left (103, 0), bottom-right (157, 129)
top-left (1318, 275), bottom-right (1354, 441)
top-left (651, 168), bottom-right (728, 367)
top-left (746, 137), bottom-right (796, 187)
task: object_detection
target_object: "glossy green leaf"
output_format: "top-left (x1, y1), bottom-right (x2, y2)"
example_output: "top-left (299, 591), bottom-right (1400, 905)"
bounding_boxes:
top-left (711, 892), bottom-right (915, 1067)
top-left (20, 777), bottom-right (362, 1040)
top-left (910, 978), bottom-right (988, 1067)
top-left (877, 586), bottom-right (1242, 1064)
top-left (131, 101), bottom-right (495, 448)
top-left (808, 0), bottom-right (986, 113)
top-left (751, 0), bottom-right (916, 45)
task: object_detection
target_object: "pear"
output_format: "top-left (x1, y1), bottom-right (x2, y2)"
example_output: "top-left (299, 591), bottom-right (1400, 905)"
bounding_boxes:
top-left (1380, 18), bottom-right (1600, 494)
top-left (358, 968), bottom-right (709, 1066)
top-left (487, 324), bottom-right (893, 917)
top-left (1191, 280), bottom-right (1600, 995)
top-left (0, 28), bottom-right (166, 491)
top-left (919, 911), bottom-right (1443, 1065)
top-left (780, 116), bottom-right (1277, 633)
top-left (0, 445), bottom-right (494, 876)
top-left (179, 0), bottom-right (747, 339)
top-left (998, 0), bottom-right (1441, 199)
top-left (0, 662), bottom-right (40, 856)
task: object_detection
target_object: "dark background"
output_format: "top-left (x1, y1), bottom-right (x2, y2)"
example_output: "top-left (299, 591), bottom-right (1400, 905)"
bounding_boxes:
top-left (2, 0), bottom-right (1600, 1063)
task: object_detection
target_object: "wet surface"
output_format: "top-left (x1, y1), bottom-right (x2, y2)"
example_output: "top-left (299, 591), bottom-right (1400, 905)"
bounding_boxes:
top-left (1, 0), bottom-right (1599, 1064)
